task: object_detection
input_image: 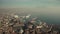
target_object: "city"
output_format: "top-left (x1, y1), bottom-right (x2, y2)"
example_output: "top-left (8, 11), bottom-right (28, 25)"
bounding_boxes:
top-left (0, 14), bottom-right (60, 34)
top-left (0, 0), bottom-right (60, 34)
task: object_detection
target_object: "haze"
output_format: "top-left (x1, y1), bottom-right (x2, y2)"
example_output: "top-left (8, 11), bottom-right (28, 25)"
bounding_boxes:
top-left (0, 0), bottom-right (60, 24)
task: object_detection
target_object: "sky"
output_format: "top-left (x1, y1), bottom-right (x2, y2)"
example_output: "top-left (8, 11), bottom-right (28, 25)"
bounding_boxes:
top-left (0, 0), bottom-right (60, 24)
top-left (0, 0), bottom-right (60, 8)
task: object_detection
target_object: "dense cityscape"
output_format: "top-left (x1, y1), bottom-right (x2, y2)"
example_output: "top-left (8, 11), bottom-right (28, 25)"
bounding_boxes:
top-left (0, 0), bottom-right (60, 34)
top-left (0, 14), bottom-right (60, 34)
